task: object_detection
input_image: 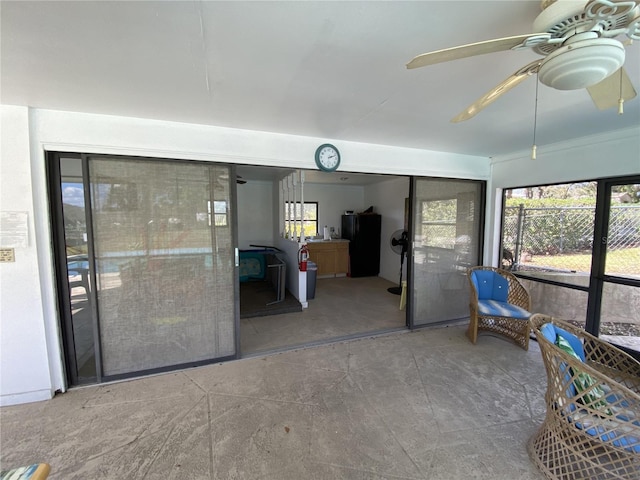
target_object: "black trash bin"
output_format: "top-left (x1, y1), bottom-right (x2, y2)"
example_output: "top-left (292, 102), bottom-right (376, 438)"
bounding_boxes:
top-left (306, 261), bottom-right (318, 300)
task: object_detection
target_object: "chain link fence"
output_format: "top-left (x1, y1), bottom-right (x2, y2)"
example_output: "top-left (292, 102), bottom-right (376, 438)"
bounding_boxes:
top-left (502, 205), bottom-right (640, 274)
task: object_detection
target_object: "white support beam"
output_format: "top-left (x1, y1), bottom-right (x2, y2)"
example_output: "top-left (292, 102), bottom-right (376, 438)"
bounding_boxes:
top-left (299, 170), bottom-right (305, 243)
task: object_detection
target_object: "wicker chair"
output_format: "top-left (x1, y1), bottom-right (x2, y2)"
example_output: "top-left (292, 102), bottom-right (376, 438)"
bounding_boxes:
top-left (529, 314), bottom-right (640, 480)
top-left (466, 266), bottom-right (532, 350)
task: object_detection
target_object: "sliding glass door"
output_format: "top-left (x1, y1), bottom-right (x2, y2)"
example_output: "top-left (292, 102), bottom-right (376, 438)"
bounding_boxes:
top-left (409, 178), bottom-right (484, 327)
top-left (50, 153), bottom-right (238, 384)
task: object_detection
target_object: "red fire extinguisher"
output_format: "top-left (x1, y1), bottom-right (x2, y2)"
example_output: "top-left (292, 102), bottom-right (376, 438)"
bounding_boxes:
top-left (298, 244), bottom-right (309, 272)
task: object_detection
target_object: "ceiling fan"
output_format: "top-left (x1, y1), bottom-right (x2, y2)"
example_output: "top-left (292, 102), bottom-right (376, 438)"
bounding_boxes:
top-left (407, 0), bottom-right (639, 122)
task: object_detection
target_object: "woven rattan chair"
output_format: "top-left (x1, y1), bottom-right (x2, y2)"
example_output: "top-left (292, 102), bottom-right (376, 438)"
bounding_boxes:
top-left (466, 266), bottom-right (532, 350)
top-left (529, 314), bottom-right (640, 479)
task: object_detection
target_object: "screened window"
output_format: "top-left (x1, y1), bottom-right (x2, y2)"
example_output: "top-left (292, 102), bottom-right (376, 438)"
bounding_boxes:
top-left (500, 179), bottom-right (640, 355)
top-left (501, 182), bottom-right (597, 283)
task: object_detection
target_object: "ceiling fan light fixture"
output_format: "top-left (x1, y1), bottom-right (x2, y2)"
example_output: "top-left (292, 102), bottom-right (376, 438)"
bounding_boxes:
top-left (538, 38), bottom-right (625, 90)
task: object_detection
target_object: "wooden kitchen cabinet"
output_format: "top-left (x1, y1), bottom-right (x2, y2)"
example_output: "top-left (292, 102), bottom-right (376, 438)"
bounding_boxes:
top-left (307, 241), bottom-right (349, 277)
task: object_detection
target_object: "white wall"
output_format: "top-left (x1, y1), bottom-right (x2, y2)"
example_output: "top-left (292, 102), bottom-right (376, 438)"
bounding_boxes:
top-left (275, 237), bottom-right (307, 308)
top-left (364, 177), bottom-right (411, 283)
top-left (303, 183), bottom-right (364, 237)
top-left (491, 128), bottom-right (640, 188)
top-left (0, 106), bottom-right (56, 405)
top-left (0, 106), bottom-right (488, 405)
top-left (484, 127), bottom-right (640, 266)
top-left (237, 181), bottom-right (274, 249)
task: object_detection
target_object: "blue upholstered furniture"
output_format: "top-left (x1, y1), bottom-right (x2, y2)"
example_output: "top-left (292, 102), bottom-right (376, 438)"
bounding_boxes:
top-left (529, 314), bottom-right (640, 479)
top-left (239, 249), bottom-right (286, 305)
top-left (1, 463), bottom-right (50, 480)
top-left (467, 266), bottom-right (532, 350)
top-left (239, 251), bottom-right (267, 282)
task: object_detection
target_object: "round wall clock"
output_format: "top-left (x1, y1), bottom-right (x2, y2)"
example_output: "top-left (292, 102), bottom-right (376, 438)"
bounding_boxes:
top-left (315, 144), bottom-right (341, 172)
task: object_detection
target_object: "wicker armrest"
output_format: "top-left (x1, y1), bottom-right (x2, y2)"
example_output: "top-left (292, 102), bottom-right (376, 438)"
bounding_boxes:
top-left (585, 341), bottom-right (640, 394)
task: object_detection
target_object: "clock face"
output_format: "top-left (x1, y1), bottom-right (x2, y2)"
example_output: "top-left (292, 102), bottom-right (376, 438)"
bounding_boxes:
top-left (315, 144), bottom-right (340, 172)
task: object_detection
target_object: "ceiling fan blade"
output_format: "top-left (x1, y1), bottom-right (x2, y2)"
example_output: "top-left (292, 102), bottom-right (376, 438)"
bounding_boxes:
top-left (406, 33), bottom-right (551, 69)
top-left (587, 67), bottom-right (637, 110)
top-left (451, 60), bottom-right (542, 123)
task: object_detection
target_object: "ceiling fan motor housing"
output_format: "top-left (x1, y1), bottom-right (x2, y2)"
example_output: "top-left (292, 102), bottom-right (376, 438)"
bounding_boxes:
top-left (538, 37), bottom-right (625, 89)
top-left (532, 0), bottom-right (635, 90)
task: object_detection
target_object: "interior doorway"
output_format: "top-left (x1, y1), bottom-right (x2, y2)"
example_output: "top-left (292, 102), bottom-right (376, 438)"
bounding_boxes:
top-left (234, 166), bottom-right (412, 355)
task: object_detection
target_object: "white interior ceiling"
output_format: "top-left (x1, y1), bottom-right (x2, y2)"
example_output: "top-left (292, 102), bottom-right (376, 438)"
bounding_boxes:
top-left (236, 164), bottom-right (394, 185)
top-left (2, 0), bottom-right (639, 176)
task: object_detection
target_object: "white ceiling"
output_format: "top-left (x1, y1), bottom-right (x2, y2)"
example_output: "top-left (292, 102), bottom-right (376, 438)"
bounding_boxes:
top-left (2, 0), bottom-right (639, 164)
top-left (235, 164), bottom-right (394, 185)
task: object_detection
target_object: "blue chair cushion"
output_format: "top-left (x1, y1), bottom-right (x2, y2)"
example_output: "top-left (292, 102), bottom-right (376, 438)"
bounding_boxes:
top-left (556, 335), bottom-right (610, 408)
top-left (573, 417), bottom-right (640, 454)
top-left (576, 390), bottom-right (640, 453)
top-left (540, 322), bottom-right (557, 343)
top-left (540, 323), bottom-right (585, 362)
top-left (471, 270), bottom-right (509, 302)
top-left (540, 323), bottom-right (583, 398)
top-left (477, 299), bottom-right (530, 319)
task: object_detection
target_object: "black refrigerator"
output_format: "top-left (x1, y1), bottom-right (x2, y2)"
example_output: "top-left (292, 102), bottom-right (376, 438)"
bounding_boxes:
top-left (341, 214), bottom-right (381, 277)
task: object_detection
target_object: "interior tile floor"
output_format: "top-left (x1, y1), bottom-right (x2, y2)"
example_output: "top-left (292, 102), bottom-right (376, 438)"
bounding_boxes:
top-left (0, 326), bottom-right (548, 479)
top-left (241, 276), bottom-right (407, 355)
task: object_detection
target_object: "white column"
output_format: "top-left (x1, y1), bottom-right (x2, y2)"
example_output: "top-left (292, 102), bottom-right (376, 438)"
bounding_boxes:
top-left (279, 179), bottom-right (285, 238)
top-left (299, 170), bottom-right (306, 243)
top-left (292, 173), bottom-right (298, 241)
top-left (287, 176), bottom-right (293, 240)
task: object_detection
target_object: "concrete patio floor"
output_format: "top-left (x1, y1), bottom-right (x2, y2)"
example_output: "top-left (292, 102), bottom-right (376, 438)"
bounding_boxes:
top-left (0, 325), bottom-right (547, 479)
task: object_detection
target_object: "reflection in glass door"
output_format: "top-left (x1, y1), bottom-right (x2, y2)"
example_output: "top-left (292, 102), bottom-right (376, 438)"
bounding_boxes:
top-left (597, 180), bottom-right (640, 354)
top-left (409, 178), bottom-right (484, 327)
top-left (60, 157), bottom-right (97, 383)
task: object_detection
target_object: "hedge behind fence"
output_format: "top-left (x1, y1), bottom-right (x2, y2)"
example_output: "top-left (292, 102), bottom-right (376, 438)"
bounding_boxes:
top-left (503, 202), bottom-right (640, 256)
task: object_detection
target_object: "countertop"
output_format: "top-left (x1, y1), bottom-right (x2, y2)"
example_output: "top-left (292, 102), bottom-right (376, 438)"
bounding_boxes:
top-left (306, 238), bottom-right (350, 243)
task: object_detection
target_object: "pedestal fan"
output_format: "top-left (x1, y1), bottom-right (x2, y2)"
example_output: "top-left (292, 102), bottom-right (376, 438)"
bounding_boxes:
top-left (387, 229), bottom-right (408, 295)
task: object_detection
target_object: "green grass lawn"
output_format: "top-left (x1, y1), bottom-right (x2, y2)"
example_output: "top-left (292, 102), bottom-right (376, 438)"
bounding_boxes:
top-left (526, 247), bottom-right (640, 275)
